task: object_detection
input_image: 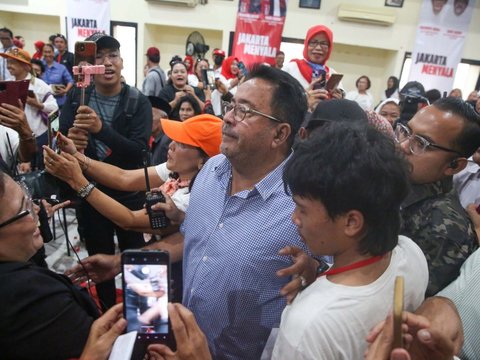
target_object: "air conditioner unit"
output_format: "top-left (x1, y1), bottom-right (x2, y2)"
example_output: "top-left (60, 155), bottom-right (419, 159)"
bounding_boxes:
top-left (145, 0), bottom-right (197, 7)
top-left (337, 4), bottom-right (396, 26)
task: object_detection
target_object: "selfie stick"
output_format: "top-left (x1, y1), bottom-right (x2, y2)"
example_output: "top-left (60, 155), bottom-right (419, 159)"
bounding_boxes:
top-left (73, 65), bottom-right (105, 106)
top-left (72, 64), bottom-right (105, 154)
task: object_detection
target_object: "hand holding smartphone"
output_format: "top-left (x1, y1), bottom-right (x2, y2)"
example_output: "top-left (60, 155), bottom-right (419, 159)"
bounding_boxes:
top-left (122, 250), bottom-right (175, 349)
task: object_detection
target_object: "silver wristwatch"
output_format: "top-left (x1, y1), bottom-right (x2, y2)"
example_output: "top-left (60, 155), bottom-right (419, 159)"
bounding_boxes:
top-left (77, 182), bottom-right (95, 199)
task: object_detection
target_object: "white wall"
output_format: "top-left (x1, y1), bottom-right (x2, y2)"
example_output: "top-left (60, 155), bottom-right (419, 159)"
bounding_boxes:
top-left (1, 0), bottom-right (478, 101)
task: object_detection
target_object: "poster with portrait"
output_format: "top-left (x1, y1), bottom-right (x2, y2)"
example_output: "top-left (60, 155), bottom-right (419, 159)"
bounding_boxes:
top-left (233, 0), bottom-right (287, 66)
top-left (66, 0), bottom-right (111, 52)
top-left (408, 0), bottom-right (475, 94)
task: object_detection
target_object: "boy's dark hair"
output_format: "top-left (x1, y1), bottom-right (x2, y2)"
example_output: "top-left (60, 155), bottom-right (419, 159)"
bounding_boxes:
top-left (425, 89), bottom-right (441, 104)
top-left (246, 64), bottom-right (307, 147)
top-left (284, 123), bottom-right (410, 256)
top-left (433, 97), bottom-right (480, 158)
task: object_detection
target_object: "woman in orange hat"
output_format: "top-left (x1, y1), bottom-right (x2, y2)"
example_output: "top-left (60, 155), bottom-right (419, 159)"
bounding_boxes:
top-left (44, 114), bottom-right (222, 301)
top-left (44, 114), bottom-right (222, 232)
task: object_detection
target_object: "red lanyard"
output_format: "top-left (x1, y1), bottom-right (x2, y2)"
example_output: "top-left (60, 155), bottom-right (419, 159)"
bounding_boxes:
top-left (318, 255), bottom-right (384, 277)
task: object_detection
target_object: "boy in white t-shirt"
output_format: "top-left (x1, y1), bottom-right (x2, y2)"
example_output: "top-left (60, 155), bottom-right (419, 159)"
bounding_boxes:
top-left (272, 123), bottom-right (428, 360)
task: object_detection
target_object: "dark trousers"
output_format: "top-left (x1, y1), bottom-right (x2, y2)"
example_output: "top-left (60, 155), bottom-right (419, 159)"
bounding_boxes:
top-left (79, 193), bottom-right (145, 310)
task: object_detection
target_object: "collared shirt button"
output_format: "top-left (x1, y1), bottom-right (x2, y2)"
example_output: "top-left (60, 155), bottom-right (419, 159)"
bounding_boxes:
top-left (218, 223), bottom-right (224, 228)
top-left (203, 256), bottom-right (208, 262)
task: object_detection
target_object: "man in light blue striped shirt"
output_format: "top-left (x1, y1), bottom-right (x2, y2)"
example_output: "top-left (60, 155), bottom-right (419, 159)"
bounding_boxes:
top-left (181, 65), bottom-right (320, 359)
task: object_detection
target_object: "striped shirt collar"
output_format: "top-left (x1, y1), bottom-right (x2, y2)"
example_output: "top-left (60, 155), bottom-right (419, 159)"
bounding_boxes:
top-left (213, 151), bottom-right (293, 201)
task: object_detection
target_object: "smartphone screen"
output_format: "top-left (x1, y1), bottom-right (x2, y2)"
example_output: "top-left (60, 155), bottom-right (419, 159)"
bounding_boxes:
top-left (122, 250), bottom-right (172, 344)
top-left (312, 69), bottom-right (327, 90)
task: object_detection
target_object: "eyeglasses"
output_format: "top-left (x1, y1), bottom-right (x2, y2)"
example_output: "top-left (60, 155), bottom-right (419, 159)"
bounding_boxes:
top-left (95, 51), bottom-right (121, 64)
top-left (222, 101), bottom-right (282, 123)
top-left (394, 123), bottom-right (462, 156)
top-left (0, 182), bottom-right (37, 229)
top-left (308, 40), bottom-right (330, 49)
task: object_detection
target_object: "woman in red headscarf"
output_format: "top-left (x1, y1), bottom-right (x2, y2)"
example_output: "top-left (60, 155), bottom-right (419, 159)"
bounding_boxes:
top-left (210, 56), bottom-right (243, 115)
top-left (284, 25), bottom-right (343, 109)
top-left (184, 55), bottom-right (194, 74)
top-left (32, 40), bottom-right (45, 60)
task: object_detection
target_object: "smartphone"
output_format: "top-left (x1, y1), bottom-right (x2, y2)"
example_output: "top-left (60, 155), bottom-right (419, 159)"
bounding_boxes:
top-left (51, 84), bottom-right (66, 93)
top-left (0, 80), bottom-right (29, 108)
top-left (237, 61), bottom-right (248, 77)
top-left (201, 69), bottom-right (216, 90)
top-left (312, 69), bottom-right (327, 90)
top-left (326, 73), bottom-right (344, 92)
top-left (393, 276), bottom-right (404, 349)
top-left (74, 41), bottom-right (97, 82)
top-left (122, 250), bottom-right (175, 348)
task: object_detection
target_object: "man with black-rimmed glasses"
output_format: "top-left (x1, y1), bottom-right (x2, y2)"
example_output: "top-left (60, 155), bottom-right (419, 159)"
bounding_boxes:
top-left (396, 96), bottom-right (480, 296)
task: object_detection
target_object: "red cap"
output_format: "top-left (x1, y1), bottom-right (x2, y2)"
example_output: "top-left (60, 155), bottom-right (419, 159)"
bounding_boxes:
top-left (146, 47), bottom-right (160, 57)
top-left (213, 49), bottom-right (225, 57)
top-left (161, 114), bottom-right (223, 158)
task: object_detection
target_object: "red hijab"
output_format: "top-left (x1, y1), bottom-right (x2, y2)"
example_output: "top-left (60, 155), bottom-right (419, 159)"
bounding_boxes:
top-left (184, 55), bottom-right (194, 74)
top-left (221, 56), bottom-right (239, 80)
top-left (293, 25), bottom-right (333, 83)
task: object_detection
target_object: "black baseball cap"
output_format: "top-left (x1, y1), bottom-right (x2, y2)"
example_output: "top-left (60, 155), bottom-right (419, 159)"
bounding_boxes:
top-left (306, 99), bottom-right (368, 131)
top-left (85, 32), bottom-right (120, 51)
top-left (400, 81), bottom-right (426, 98)
top-left (148, 96), bottom-right (171, 115)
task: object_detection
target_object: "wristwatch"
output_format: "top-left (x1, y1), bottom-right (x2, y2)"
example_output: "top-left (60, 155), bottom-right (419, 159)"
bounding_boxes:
top-left (77, 182), bottom-right (95, 199)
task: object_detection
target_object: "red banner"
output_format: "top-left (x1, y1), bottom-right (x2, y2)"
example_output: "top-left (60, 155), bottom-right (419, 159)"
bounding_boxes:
top-left (233, 0), bottom-right (286, 66)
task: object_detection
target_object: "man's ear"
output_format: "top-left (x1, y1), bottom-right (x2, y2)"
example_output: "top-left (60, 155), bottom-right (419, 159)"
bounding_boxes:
top-left (272, 123), bottom-right (291, 148)
top-left (343, 210), bottom-right (364, 238)
top-left (298, 127), bottom-right (308, 140)
top-left (444, 157), bottom-right (468, 176)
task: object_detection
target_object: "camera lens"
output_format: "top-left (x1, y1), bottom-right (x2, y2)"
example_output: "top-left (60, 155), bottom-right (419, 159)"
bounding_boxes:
top-left (80, 45), bottom-right (85, 51)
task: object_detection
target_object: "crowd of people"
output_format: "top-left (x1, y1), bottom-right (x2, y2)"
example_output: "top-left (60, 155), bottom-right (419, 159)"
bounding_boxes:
top-left (1, 22), bottom-right (480, 360)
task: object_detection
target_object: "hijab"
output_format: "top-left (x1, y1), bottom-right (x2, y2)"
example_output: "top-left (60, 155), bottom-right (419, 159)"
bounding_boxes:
top-left (221, 56), bottom-right (239, 80)
top-left (292, 25), bottom-right (333, 84)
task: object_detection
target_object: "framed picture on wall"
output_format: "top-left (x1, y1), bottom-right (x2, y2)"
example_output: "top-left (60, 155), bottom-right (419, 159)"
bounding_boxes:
top-left (385, 0), bottom-right (404, 7)
top-left (299, 0), bottom-right (321, 10)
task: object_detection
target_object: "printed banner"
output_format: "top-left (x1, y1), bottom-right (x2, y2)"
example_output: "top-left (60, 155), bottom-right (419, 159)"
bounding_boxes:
top-left (233, 0), bottom-right (287, 66)
top-left (408, 0), bottom-right (475, 94)
top-left (66, 0), bottom-right (111, 52)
